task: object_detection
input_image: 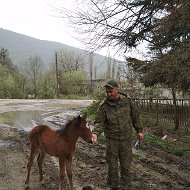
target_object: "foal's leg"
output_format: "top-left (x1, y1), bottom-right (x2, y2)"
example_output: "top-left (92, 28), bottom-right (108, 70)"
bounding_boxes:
top-left (59, 157), bottom-right (66, 190)
top-left (66, 159), bottom-right (73, 190)
top-left (37, 150), bottom-right (45, 182)
top-left (25, 144), bottom-right (38, 188)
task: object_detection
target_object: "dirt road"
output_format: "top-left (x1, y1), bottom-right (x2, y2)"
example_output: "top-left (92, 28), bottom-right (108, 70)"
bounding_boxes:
top-left (0, 99), bottom-right (190, 190)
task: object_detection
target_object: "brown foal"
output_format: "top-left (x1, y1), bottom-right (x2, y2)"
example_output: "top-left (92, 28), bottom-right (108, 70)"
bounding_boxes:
top-left (25, 114), bottom-right (93, 190)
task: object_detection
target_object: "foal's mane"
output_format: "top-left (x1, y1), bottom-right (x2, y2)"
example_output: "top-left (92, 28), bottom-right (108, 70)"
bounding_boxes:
top-left (57, 116), bottom-right (78, 135)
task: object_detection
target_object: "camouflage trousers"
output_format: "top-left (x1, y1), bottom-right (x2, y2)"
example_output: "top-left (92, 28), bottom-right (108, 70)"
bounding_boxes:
top-left (106, 138), bottom-right (132, 190)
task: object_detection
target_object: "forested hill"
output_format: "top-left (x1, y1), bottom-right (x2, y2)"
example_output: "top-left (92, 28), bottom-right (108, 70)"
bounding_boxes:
top-left (0, 28), bottom-right (115, 77)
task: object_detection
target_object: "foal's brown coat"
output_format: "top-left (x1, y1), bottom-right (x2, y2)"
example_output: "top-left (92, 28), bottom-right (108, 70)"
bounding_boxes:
top-left (25, 114), bottom-right (92, 190)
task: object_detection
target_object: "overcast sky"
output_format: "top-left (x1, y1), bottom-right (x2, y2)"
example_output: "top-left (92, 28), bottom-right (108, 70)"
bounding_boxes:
top-left (0, 0), bottom-right (148, 60)
top-left (0, 0), bottom-right (85, 47)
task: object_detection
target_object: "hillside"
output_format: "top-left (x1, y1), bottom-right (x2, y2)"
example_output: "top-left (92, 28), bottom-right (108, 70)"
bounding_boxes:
top-left (0, 28), bottom-right (115, 78)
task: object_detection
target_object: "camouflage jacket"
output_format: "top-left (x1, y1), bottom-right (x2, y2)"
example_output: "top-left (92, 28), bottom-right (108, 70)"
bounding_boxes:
top-left (94, 94), bottom-right (143, 140)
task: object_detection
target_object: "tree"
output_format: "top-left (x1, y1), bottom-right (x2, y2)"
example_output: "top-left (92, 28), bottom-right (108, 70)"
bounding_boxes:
top-left (127, 1), bottom-right (190, 130)
top-left (59, 0), bottom-right (190, 130)
top-left (0, 48), bottom-right (23, 98)
top-left (54, 49), bottom-right (86, 95)
top-left (61, 0), bottom-right (173, 52)
top-left (0, 64), bottom-right (16, 98)
top-left (23, 56), bottom-right (44, 98)
top-left (59, 70), bottom-right (87, 95)
top-left (61, 0), bottom-right (190, 80)
top-left (127, 45), bottom-right (190, 129)
top-left (0, 48), bottom-right (17, 71)
top-left (38, 71), bottom-right (55, 99)
top-left (57, 49), bottom-right (84, 72)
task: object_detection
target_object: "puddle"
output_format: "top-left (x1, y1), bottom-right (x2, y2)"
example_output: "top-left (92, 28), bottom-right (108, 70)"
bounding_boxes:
top-left (0, 110), bottom-right (44, 131)
top-left (0, 109), bottom-right (82, 131)
top-left (0, 99), bottom-right (93, 131)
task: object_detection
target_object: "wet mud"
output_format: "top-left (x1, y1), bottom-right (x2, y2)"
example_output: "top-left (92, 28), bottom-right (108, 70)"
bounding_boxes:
top-left (0, 99), bottom-right (190, 190)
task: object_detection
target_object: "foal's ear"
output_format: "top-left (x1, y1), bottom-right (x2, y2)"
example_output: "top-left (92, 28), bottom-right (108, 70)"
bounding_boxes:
top-left (78, 113), bottom-right (87, 121)
top-left (78, 115), bottom-right (81, 121)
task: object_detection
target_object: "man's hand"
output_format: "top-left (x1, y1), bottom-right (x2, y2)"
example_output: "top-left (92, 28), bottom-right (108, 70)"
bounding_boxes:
top-left (92, 133), bottom-right (97, 143)
top-left (138, 132), bottom-right (144, 141)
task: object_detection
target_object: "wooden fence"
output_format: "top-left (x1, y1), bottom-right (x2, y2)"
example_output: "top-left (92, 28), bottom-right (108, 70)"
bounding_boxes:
top-left (135, 99), bottom-right (190, 131)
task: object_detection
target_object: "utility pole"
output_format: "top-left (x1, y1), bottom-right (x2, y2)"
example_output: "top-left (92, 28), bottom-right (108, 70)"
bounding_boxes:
top-left (55, 52), bottom-right (59, 98)
top-left (89, 51), bottom-right (93, 92)
top-left (89, 52), bottom-right (93, 81)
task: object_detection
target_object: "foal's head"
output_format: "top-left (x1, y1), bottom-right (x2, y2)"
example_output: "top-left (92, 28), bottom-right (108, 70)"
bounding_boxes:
top-left (77, 113), bottom-right (93, 143)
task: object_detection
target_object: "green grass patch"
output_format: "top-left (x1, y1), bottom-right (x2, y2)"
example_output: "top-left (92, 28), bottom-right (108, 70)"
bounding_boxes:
top-left (143, 134), bottom-right (185, 156)
top-left (141, 117), bottom-right (155, 127)
top-left (98, 133), bottom-right (106, 143)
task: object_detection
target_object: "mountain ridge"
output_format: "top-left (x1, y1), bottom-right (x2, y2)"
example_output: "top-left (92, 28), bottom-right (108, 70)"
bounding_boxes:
top-left (0, 28), bottom-right (87, 64)
top-left (0, 28), bottom-right (113, 78)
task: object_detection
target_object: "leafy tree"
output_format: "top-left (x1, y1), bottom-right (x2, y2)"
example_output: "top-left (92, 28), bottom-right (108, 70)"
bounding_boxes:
top-left (0, 48), bottom-right (17, 71)
top-left (0, 64), bottom-right (15, 98)
top-left (38, 72), bottom-right (55, 99)
top-left (0, 48), bottom-right (23, 98)
top-left (52, 49), bottom-right (86, 96)
top-left (59, 70), bottom-right (87, 95)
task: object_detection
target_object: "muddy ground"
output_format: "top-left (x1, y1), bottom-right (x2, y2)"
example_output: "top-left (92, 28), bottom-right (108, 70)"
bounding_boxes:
top-left (0, 99), bottom-right (190, 190)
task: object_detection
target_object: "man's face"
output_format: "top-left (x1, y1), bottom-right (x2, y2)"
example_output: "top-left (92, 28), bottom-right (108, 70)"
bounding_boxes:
top-left (105, 86), bottom-right (119, 100)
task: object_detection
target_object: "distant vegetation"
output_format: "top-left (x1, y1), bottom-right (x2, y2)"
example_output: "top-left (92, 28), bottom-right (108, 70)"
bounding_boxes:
top-left (0, 46), bottom-right (124, 99)
top-left (0, 28), bottom-right (129, 99)
top-left (0, 47), bottom-right (90, 99)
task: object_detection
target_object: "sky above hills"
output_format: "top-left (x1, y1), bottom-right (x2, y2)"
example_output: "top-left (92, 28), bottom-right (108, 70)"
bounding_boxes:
top-left (0, 0), bottom-right (118, 58)
top-left (0, 0), bottom-right (148, 61)
top-left (0, 0), bottom-right (80, 47)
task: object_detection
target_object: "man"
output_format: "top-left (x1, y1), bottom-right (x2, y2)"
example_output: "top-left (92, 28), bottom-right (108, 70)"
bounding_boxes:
top-left (91, 79), bottom-right (144, 190)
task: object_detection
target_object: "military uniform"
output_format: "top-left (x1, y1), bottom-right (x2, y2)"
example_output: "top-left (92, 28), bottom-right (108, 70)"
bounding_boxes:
top-left (94, 94), bottom-right (143, 190)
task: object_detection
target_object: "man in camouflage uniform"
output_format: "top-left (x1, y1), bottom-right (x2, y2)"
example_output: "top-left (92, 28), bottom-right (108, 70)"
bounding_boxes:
top-left (91, 79), bottom-right (144, 190)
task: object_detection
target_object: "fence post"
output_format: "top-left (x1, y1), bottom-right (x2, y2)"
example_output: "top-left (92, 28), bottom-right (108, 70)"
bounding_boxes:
top-left (155, 100), bottom-right (159, 126)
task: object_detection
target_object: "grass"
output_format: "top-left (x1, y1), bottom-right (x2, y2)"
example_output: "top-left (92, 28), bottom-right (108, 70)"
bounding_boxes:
top-left (82, 100), bottom-right (99, 120)
top-left (142, 134), bottom-right (185, 156)
top-left (98, 133), bottom-right (106, 143)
